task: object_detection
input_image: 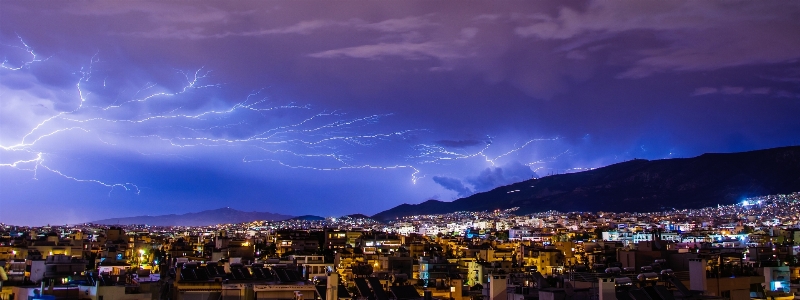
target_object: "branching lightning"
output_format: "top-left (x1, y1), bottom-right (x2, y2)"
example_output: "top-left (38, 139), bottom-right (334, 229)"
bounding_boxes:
top-left (413, 137), bottom-right (561, 166)
top-left (1, 38), bottom-right (569, 197)
top-left (1, 34), bottom-right (48, 71)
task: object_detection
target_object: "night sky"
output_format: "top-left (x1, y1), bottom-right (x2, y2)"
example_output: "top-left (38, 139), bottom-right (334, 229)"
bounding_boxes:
top-left (2, 1), bottom-right (799, 225)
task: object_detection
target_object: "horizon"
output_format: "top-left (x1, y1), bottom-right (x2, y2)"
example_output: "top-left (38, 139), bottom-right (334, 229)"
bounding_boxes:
top-left (2, 1), bottom-right (799, 225)
top-left (7, 189), bottom-right (796, 227)
top-left (6, 145), bottom-right (797, 226)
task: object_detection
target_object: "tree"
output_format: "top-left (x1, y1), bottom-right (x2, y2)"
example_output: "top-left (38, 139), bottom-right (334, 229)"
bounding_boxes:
top-left (593, 226), bottom-right (611, 240)
top-left (261, 243), bottom-right (277, 257)
top-left (495, 231), bottom-right (509, 241)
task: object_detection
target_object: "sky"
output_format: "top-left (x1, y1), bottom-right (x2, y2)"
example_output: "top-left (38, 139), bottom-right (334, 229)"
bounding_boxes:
top-left (1, 1), bottom-right (799, 225)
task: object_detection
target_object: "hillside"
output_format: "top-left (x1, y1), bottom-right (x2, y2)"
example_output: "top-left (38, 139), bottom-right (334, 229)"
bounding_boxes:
top-left (90, 208), bottom-right (293, 226)
top-left (373, 146), bottom-right (800, 220)
top-left (289, 215), bottom-right (325, 221)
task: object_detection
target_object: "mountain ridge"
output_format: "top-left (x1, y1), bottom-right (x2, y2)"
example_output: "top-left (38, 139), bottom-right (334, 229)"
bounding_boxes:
top-left (90, 207), bottom-right (293, 226)
top-left (373, 146), bottom-right (800, 220)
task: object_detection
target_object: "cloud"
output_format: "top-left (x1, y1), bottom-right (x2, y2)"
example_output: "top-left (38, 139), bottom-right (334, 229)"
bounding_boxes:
top-left (433, 161), bottom-right (538, 197)
top-left (245, 17), bottom-right (436, 36)
top-left (0, 81), bottom-right (61, 142)
top-left (432, 176), bottom-right (473, 197)
top-left (775, 90), bottom-right (800, 98)
top-left (693, 86), bottom-right (778, 97)
top-left (123, 21), bottom-right (350, 39)
top-left (309, 42), bottom-right (464, 60)
top-left (692, 87), bottom-right (718, 96)
top-left (250, 16), bottom-right (436, 36)
top-left (467, 161), bottom-right (538, 192)
top-left (253, 20), bottom-right (347, 35)
top-left (514, 11), bottom-right (582, 40)
top-left (762, 76), bottom-right (800, 83)
top-left (85, 1), bottom-right (800, 101)
top-left (749, 87), bottom-right (771, 95)
top-left (514, 2), bottom-right (800, 78)
top-left (49, 1), bottom-right (800, 102)
top-left (513, 3), bottom-right (717, 40)
top-left (64, 2), bottom-right (238, 24)
top-left (473, 14), bottom-right (501, 22)
top-left (121, 15), bottom-right (438, 40)
top-left (358, 16), bottom-right (437, 33)
top-left (720, 86), bottom-right (745, 95)
top-left (460, 28), bottom-right (479, 40)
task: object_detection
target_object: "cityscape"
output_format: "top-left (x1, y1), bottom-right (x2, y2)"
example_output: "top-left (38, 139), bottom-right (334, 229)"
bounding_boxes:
top-left (2, 192), bottom-right (800, 299)
top-left (2, 1), bottom-right (800, 300)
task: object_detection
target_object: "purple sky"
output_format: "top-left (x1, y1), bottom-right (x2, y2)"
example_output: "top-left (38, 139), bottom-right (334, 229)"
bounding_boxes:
top-left (1, 1), bottom-right (799, 225)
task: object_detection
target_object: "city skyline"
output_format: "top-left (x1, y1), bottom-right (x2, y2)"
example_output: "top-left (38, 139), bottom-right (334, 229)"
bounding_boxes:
top-left (1, 1), bottom-right (800, 225)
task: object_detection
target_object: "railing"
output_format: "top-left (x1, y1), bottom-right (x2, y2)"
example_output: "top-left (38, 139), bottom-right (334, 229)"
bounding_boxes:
top-left (570, 272), bottom-right (601, 282)
top-left (673, 271), bottom-right (690, 281)
top-left (568, 271), bottom-right (661, 284)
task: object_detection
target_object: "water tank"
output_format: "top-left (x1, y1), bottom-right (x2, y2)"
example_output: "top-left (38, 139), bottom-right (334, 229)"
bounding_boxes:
top-left (637, 273), bottom-right (659, 282)
top-left (615, 277), bottom-right (633, 286)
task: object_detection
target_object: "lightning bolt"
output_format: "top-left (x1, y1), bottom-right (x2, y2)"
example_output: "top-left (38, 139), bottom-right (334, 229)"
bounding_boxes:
top-left (1, 34), bottom-right (49, 71)
top-left (1, 38), bottom-right (572, 197)
top-left (1, 38), bottom-right (432, 192)
top-left (412, 137), bottom-right (561, 166)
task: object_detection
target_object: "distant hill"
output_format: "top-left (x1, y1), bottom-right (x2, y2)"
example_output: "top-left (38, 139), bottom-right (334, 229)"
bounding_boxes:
top-left (289, 215), bottom-right (325, 221)
top-left (344, 214), bottom-right (371, 219)
top-left (90, 208), bottom-right (293, 226)
top-left (373, 146), bottom-right (800, 220)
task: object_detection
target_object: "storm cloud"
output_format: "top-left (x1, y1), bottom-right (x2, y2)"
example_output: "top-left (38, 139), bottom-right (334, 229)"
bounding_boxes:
top-left (1, 1), bottom-right (799, 225)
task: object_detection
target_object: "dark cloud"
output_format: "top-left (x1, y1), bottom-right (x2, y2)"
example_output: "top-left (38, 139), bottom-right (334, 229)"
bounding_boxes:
top-left (0, 73), bottom-right (35, 90)
top-left (432, 176), bottom-right (473, 197)
top-left (467, 161), bottom-right (538, 192)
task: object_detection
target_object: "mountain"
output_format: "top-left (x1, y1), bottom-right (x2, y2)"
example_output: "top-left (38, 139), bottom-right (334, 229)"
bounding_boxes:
top-left (343, 214), bottom-right (371, 219)
top-left (90, 208), bottom-right (293, 226)
top-left (289, 215), bottom-right (325, 221)
top-left (373, 146), bottom-right (800, 221)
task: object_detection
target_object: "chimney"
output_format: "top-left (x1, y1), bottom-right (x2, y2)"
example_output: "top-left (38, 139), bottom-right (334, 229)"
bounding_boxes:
top-left (598, 277), bottom-right (616, 300)
top-left (688, 258), bottom-right (707, 291)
